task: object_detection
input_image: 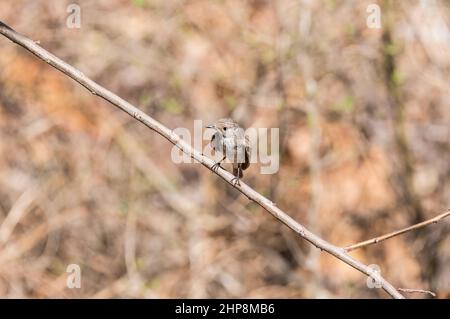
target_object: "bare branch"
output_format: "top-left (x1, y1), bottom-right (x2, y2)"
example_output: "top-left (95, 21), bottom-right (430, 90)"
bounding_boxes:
top-left (344, 209), bottom-right (450, 252)
top-left (0, 21), bottom-right (405, 299)
top-left (397, 288), bottom-right (436, 297)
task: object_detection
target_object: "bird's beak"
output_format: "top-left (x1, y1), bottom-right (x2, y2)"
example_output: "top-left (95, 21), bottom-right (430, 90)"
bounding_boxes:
top-left (206, 124), bottom-right (214, 129)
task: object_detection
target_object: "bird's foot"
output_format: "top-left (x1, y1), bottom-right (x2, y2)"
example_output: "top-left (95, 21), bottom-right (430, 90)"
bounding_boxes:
top-left (231, 177), bottom-right (241, 186)
top-left (211, 162), bottom-right (223, 172)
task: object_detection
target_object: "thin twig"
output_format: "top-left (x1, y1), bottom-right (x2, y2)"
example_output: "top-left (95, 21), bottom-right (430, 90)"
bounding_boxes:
top-left (0, 185), bottom-right (39, 244)
top-left (0, 21), bottom-right (404, 299)
top-left (397, 288), bottom-right (436, 297)
top-left (344, 209), bottom-right (450, 252)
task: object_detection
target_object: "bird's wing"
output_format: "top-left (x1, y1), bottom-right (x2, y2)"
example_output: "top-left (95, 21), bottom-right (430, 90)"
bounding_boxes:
top-left (241, 134), bottom-right (251, 170)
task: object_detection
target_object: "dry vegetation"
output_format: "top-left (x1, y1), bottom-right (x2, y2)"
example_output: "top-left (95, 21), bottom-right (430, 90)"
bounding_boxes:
top-left (0, 0), bottom-right (449, 298)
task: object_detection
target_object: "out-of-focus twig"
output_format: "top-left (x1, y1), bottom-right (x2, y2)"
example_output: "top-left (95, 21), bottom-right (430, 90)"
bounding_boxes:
top-left (0, 208), bottom-right (87, 264)
top-left (0, 21), bottom-right (404, 299)
top-left (344, 209), bottom-right (450, 252)
top-left (382, 1), bottom-right (423, 224)
top-left (0, 185), bottom-right (38, 244)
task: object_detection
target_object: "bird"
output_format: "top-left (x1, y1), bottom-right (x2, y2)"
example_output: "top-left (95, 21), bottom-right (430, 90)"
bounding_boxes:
top-left (206, 118), bottom-right (251, 186)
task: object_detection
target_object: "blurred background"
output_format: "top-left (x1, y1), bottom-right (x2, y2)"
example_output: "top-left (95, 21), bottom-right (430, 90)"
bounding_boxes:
top-left (0, 0), bottom-right (449, 298)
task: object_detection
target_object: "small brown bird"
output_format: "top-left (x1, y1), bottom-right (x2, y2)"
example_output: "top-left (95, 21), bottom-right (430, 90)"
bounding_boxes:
top-left (206, 118), bottom-right (251, 186)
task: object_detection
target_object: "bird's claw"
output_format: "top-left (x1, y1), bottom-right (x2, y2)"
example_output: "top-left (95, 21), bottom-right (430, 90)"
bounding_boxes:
top-left (231, 177), bottom-right (241, 186)
top-left (212, 162), bottom-right (222, 172)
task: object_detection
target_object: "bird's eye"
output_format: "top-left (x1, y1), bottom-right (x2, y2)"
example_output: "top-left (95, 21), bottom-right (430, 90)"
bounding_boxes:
top-left (223, 127), bottom-right (227, 131)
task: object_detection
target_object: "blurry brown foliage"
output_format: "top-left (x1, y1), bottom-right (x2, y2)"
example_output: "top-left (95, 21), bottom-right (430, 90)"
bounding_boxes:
top-left (0, 0), bottom-right (449, 298)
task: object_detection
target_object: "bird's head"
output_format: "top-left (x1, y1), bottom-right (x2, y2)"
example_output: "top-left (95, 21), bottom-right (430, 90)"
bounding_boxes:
top-left (206, 118), bottom-right (238, 134)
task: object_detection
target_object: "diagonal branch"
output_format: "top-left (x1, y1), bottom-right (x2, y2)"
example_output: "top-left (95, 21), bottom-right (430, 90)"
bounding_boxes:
top-left (344, 209), bottom-right (450, 252)
top-left (0, 21), bottom-right (404, 299)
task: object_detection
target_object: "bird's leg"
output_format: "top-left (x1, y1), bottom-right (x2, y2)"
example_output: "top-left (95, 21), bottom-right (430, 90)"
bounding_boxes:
top-left (231, 166), bottom-right (241, 186)
top-left (212, 155), bottom-right (226, 172)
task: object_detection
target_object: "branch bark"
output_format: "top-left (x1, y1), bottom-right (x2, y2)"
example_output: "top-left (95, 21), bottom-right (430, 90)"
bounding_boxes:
top-left (0, 21), bottom-right (404, 299)
top-left (344, 210), bottom-right (450, 252)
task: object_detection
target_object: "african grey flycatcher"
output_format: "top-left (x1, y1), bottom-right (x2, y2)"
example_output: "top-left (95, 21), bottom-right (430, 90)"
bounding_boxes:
top-left (206, 118), bottom-right (251, 186)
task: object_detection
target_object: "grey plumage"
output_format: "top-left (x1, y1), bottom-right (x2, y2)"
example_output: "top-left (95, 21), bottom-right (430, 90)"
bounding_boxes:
top-left (207, 118), bottom-right (251, 185)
